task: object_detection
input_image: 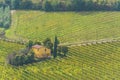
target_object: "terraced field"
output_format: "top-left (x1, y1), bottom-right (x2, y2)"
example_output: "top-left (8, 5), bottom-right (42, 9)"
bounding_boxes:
top-left (0, 40), bottom-right (120, 80)
top-left (6, 11), bottom-right (120, 43)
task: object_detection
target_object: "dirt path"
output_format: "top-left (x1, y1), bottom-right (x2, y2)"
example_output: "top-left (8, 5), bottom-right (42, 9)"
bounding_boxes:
top-left (59, 38), bottom-right (120, 47)
top-left (0, 35), bottom-right (120, 46)
top-left (11, 10), bottom-right (16, 15)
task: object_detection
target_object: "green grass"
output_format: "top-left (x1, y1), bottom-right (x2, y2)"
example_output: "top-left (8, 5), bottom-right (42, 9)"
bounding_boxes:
top-left (6, 11), bottom-right (120, 43)
top-left (0, 40), bottom-right (120, 80)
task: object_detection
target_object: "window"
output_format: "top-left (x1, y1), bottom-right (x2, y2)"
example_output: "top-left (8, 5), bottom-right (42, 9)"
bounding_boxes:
top-left (45, 48), bottom-right (47, 52)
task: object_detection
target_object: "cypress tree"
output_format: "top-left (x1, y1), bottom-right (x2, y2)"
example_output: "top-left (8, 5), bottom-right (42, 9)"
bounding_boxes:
top-left (53, 36), bottom-right (59, 58)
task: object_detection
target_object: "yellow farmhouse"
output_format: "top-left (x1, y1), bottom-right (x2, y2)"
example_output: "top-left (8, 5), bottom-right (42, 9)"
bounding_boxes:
top-left (32, 45), bottom-right (51, 58)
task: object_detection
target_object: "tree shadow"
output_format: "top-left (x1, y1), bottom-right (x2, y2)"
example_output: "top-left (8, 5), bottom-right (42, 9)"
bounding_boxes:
top-left (34, 57), bottom-right (51, 63)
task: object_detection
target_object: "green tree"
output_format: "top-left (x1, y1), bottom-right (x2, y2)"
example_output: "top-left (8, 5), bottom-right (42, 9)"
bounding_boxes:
top-left (34, 41), bottom-right (41, 45)
top-left (20, 0), bottom-right (32, 9)
top-left (11, 0), bottom-right (22, 9)
top-left (58, 46), bottom-right (68, 57)
top-left (7, 49), bottom-right (35, 66)
top-left (14, 55), bottom-right (21, 66)
top-left (72, 0), bottom-right (85, 11)
top-left (42, 0), bottom-right (53, 11)
top-left (5, 0), bottom-right (11, 7)
top-left (53, 36), bottom-right (59, 58)
top-left (61, 46), bottom-right (68, 56)
top-left (43, 38), bottom-right (53, 51)
top-left (117, 1), bottom-right (120, 10)
top-left (27, 51), bottom-right (34, 62)
top-left (26, 40), bottom-right (33, 48)
top-left (3, 5), bottom-right (11, 28)
top-left (86, 0), bottom-right (94, 10)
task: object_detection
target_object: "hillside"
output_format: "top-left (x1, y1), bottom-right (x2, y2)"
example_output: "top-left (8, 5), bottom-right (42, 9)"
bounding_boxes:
top-left (0, 0), bottom-right (120, 80)
top-left (6, 11), bottom-right (120, 43)
top-left (0, 40), bottom-right (120, 79)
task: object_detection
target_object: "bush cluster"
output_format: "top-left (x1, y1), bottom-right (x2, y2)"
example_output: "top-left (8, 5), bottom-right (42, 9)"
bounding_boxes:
top-left (7, 37), bottom-right (69, 66)
top-left (7, 48), bottom-right (34, 66)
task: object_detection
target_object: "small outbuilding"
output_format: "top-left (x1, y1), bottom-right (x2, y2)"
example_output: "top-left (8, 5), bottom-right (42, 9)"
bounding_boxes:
top-left (32, 45), bottom-right (51, 58)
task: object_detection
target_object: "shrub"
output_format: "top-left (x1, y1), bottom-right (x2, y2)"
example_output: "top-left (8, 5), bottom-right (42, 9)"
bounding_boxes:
top-left (7, 49), bottom-right (35, 66)
top-left (58, 46), bottom-right (68, 57)
top-left (26, 40), bottom-right (33, 48)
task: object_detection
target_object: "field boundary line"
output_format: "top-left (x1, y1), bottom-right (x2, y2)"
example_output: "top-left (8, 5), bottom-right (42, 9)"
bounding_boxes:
top-left (0, 36), bottom-right (120, 46)
top-left (59, 38), bottom-right (120, 47)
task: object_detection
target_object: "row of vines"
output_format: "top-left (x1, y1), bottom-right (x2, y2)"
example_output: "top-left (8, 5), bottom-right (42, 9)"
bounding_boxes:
top-left (6, 11), bottom-right (120, 43)
top-left (0, 40), bottom-right (120, 80)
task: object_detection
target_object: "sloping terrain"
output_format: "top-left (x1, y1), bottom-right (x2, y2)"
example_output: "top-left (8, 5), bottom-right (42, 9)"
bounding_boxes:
top-left (0, 40), bottom-right (120, 80)
top-left (6, 11), bottom-right (120, 43)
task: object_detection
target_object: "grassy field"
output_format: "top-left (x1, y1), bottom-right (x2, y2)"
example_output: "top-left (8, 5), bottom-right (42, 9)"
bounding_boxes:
top-left (0, 40), bottom-right (120, 80)
top-left (6, 11), bottom-right (120, 43)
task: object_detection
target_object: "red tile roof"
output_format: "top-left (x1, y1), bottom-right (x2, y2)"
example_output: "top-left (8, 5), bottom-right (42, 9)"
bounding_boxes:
top-left (32, 45), bottom-right (43, 49)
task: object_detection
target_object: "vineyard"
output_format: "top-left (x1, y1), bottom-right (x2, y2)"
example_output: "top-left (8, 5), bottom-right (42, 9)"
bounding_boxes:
top-left (1, 9), bottom-right (120, 80)
top-left (6, 11), bottom-right (120, 43)
top-left (0, 40), bottom-right (120, 80)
